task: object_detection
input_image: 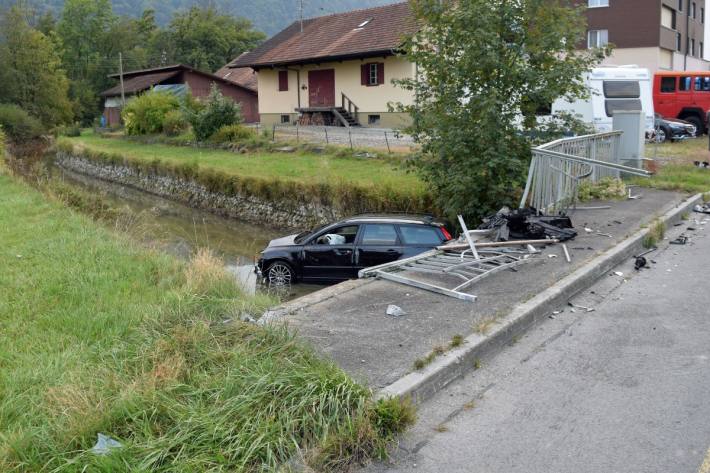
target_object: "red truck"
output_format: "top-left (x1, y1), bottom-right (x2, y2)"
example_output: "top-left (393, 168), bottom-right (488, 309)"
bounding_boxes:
top-left (653, 71), bottom-right (710, 136)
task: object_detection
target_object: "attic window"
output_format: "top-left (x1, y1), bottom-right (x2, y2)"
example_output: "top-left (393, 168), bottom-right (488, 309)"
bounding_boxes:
top-left (354, 18), bottom-right (373, 30)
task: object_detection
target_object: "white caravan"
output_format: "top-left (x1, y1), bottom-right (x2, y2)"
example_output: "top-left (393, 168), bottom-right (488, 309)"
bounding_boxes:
top-left (551, 66), bottom-right (655, 134)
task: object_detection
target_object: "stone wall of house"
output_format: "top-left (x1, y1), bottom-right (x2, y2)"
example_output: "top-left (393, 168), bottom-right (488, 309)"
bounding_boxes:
top-left (56, 151), bottom-right (342, 230)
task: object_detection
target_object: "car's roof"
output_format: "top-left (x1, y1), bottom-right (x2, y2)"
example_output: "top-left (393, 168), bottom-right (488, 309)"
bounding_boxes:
top-left (340, 213), bottom-right (443, 225)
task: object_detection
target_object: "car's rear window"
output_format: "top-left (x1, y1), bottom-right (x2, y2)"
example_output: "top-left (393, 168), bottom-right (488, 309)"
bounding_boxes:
top-left (399, 225), bottom-right (442, 245)
top-left (361, 224), bottom-right (398, 245)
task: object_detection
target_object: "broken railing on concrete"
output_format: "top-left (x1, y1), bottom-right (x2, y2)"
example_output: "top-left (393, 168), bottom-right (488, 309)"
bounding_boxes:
top-left (520, 131), bottom-right (652, 215)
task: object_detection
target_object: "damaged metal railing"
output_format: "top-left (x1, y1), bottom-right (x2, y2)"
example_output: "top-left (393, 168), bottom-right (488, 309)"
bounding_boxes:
top-left (520, 131), bottom-right (651, 214)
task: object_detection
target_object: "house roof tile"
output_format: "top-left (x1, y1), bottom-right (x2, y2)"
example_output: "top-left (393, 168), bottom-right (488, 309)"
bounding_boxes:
top-left (231, 2), bottom-right (417, 68)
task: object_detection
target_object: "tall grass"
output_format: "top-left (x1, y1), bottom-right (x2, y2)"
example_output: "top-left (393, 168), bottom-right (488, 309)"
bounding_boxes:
top-left (0, 173), bottom-right (413, 472)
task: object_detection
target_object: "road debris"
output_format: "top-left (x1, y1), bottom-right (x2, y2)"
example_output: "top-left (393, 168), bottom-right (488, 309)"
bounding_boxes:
top-left (694, 203), bottom-right (710, 214)
top-left (91, 434), bottom-right (122, 455)
top-left (386, 304), bottom-right (406, 317)
top-left (613, 271), bottom-right (624, 277)
top-left (596, 232), bottom-right (613, 238)
top-left (478, 207), bottom-right (577, 242)
top-left (568, 301), bottom-right (595, 312)
top-left (562, 244), bottom-right (571, 263)
top-left (669, 235), bottom-right (689, 245)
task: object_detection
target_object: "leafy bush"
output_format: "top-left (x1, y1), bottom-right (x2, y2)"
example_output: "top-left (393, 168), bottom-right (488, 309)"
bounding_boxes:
top-left (188, 84), bottom-right (242, 142)
top-left (122, 90), bottom-right (181, 136)
top-left (210, 124), bottom-right (255, 143)
top-left (163, 110), bottom-right (189, 137)
top-left (0, 104), bottom-right (44, 142)
top-left (56, 124), bottom-right (81, 137)
top-left (0, 127), bottom-right (5, 155)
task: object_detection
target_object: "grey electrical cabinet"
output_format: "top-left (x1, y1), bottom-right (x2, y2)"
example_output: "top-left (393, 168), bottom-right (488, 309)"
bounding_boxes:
top-left (612, 110), bottom-right (644, 172)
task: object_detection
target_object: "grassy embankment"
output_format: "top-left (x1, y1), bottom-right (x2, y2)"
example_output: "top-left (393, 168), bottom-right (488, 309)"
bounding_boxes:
top-left (639, 138), bottom-right (710, 194)
top-left (0, 165), bottom-right (412, 471)
top-left (60, 131), bottom-right (433, 216)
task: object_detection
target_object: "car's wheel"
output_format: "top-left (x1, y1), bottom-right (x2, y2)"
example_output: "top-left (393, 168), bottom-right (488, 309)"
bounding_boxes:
top-left (265, 261), bottom-right (294, 287)
top-left (655, 127), bottom-right (668, 143)
top-left (685, 116), bottom-right (703, 136)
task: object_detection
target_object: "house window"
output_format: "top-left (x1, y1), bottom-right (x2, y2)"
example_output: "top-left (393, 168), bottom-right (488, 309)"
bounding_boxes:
top-left (679, 0), bottom-right (682, 11)
top-left (691, 39), bottom-right (696, 56)
top-left (361, 62), bottom-right (384, 86)
top-left (588, 0), bottom-right (608, 7)
top-left (368, 114), bottom-right (381, 125)
top-left (660, 77), bottom-right (676, 93)
top-left (677, 32), bottom-right (682, 51)
top-left (369, 63), bottom-right (378, 85)
top-left (278, 70), bottom-right (288, 91)
top-left (587, 29), bottom-right (608, 48)
top-left (692, 2), bottom-right (696, 18)
top-left (280, 114), bottom-right (290, 123)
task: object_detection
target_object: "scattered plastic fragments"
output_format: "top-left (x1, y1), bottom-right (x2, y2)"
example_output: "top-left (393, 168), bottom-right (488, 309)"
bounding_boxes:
top-left (91, 434), bottom-right (122, 455)
top-left (669, 235), bottom-right (689, 245)
top-left (386, 305), bottom-right (406, 317)
top-left (694, 204), bottom-right (710, 214)
top-left (613, 271), bottom-right (624, 277)
top-left (568, 302), bottom-right (595, 312)
top-left (634, 256), bottom-right (647, 270)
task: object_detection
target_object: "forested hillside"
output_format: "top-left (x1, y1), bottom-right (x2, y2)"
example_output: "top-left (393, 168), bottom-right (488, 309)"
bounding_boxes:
top-left (1, 0), bottom-right (398, 34)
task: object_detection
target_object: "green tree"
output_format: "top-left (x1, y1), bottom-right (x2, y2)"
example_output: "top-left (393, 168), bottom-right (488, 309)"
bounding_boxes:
top-left (157, 6), bottom-right (265, 72)
top-left (0, 6), bottom-right (72, 126)
top-left (397, 0), bottom-right (607, 222)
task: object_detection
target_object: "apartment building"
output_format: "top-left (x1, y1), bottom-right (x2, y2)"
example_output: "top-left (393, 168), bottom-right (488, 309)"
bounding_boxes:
top-left (581, 0), bottom-right (709, 71)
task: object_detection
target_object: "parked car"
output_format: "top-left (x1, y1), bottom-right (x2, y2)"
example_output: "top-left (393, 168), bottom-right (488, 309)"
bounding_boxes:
top-left (654, 114), bottom-right (696, 143)
top-left (255, 214), bottom-right (453, 285)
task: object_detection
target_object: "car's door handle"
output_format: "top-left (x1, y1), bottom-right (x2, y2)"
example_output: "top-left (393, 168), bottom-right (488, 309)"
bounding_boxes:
top-left (335, 249), bottom-right (352, 255)
top-left (387, 249), bottom-right (399, 253)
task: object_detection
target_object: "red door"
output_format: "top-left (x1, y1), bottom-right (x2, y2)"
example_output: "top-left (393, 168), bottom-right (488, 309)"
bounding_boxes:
top-left (308, 69), bottom-right (335, 107)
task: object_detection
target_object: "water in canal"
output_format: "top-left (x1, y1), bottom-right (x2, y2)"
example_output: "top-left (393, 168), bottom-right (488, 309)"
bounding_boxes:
top-left (51, 163), bottom-right (324, 300)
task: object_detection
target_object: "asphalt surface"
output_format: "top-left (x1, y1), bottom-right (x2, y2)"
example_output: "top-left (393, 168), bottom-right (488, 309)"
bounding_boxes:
top-left (365, 214), bottom-right (710, 473)
top-left (283, 189), bottom-right (685, 389)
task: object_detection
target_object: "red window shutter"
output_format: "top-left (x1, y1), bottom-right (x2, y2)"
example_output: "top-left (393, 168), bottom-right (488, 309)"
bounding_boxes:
top-left (278, 71), bottom-right (288, 91)
top-left (361, 64), bottom-right (368, 85)
top-left (377, 63), bottom-right (384, 86)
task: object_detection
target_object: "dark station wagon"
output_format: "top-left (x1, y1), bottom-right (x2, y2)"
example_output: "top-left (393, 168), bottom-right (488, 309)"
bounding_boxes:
top-left (255, 215), bottom-right (452, 285)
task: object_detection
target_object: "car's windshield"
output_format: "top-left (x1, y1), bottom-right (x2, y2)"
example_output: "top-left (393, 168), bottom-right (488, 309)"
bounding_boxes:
top-left (294, 223), bottom-right (329, 244)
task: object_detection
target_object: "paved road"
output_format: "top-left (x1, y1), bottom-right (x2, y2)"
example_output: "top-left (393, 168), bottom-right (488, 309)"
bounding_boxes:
top-left (367, 217), bottom-right (710, 473)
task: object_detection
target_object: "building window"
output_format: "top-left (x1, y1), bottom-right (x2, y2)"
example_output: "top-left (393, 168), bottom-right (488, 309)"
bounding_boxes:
top-left (368, 114), bottom-right (381, 125)
top-left (677, 32), bottom-right (682, 51)
top-left (361, 62), bottom-right (384, 86)
top-left (702, 41), bottom-right (705, 58)
top-left (280, 114), bottom-right (290, 123)
top-left (660, 49), bottom-right (674, 69)
top-left (587, 29), bottom-right (608, 48)
top-left (691, 39), bottom-right (696, 56)
top-left (702, 7), bottom-right (705, 23)
top-left (369, 63), bottom-right (378, 86)
top-left (588, 0), bottom-right (608, 7)
top-left (679, 0), bottom-right (682, 11)
top-left (278, 70), bottom-right (288, 92)
top-left (662, 6), bottom-right (677, 29)
top-left (692, 2), bottom-right (696, 18)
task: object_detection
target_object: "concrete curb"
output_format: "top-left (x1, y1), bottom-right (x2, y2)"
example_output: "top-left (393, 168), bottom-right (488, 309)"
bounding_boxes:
top-left (377, 193), bottom-right (703, 404)
top-left (259, 278), bottom-right (374, 325)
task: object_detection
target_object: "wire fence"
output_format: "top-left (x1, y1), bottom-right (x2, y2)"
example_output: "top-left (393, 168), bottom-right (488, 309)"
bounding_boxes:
top-left (250, 124), bottom-right (416, 152)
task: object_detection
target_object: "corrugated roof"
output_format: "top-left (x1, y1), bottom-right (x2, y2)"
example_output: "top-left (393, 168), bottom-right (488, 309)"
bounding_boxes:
top-left (100, 70), bottom-right (181, 97)
top-left (231, 2), bottom-right (417, 68)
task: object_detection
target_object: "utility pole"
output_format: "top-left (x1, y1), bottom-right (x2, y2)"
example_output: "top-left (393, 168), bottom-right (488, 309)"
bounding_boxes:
top-left (119, 52), bottom-right (126, 107)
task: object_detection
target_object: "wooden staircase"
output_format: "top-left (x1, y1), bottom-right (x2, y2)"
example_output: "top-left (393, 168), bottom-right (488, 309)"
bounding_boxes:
top-left (333, 93), bottom-right (361, 127)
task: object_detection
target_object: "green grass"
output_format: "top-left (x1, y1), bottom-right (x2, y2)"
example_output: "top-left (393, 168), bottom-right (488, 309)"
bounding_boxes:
top-left (637, 138), bottom-right (710, 194)
top-left (65, 131), bottom-right (424, 191)
top-left (0, 168), bottom-right (413, 471)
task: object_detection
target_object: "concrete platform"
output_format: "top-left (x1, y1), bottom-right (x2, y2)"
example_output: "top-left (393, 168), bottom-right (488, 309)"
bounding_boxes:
top-left (272, 189), bottom-right (687, 390)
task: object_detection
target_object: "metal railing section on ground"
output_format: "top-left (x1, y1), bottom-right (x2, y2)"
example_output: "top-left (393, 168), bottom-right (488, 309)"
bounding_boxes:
top-left (520, 131), bottom-right (651, 214)
top-left (359, 249), bottom-right (534, 302)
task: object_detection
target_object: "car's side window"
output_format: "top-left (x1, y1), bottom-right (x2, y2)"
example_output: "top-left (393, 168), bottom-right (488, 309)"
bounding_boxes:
top-left (361, 224), bottom-right (399, 245)
top-left (315, 225), bottom-right (359, 245)
top-left (399, 225), bottom-right (443, 245)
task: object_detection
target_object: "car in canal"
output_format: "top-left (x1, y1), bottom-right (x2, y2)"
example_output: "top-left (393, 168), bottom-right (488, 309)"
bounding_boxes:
top-left (255, 214), bottom-right (453, 285)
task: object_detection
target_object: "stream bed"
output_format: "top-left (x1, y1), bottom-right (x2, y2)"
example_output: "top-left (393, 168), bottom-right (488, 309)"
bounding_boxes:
top-left (52, 162), bottom-right (324, 301)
